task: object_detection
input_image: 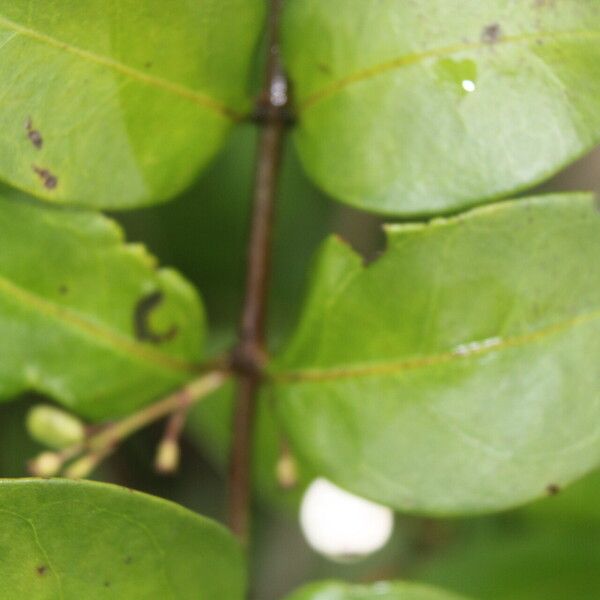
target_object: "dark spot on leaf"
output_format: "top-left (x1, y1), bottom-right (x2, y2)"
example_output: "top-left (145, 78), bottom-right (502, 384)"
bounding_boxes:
top-left (133, 291), bottom-right (178, 344)
top-left (481, 23), bottom-right (502, 44)
top-left (104, 580), bottom-right (111, 588)
top-left (144, 61), bottom-right (152, 68)
top-left (32, 165), bottom-right (58, 190)
top-left (124, 556), bottom-right (133, 565)
top-left (25, 118), bottom-right (43, 149)
top-left (58, 284), bottom-right (69, 295)
top-left (317, 62), bottom-right (332, 74)
top-left (547, 483), bottom-right (561, 496)
top-left (36, 565), bottom-right (47, 576)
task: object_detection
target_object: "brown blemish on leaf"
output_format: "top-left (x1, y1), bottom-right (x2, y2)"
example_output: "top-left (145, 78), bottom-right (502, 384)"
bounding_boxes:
top-left (547, 483), bottom-right (561, 496)
top-left (317, 63), bottom-right (332, 74)
top-left (104, 580), bottom-right (111, 588)
top-left (36, 565), bottom-right (47, 576)
top-left (58, 284), bottom-right (69, 295)
top-left (481, 23), bottom-right (502, 45)
top-left (25, 118), bottom-right (43, 149)
top-left (133, 291), bottom-right (178, 344)
top-left (124, 556), bottom-right (133, 565)
top-left (32, 165), bottom-right (58, 190)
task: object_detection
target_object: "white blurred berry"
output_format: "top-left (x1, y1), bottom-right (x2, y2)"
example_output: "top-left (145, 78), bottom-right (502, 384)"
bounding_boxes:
top-left (300, 478), bottom-right (394, 562)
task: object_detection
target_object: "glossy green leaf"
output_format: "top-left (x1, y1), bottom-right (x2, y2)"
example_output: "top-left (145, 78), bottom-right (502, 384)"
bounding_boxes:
top-left (0, 191), bottom-right (204, 420)
top-left (272, 193), bottom-right (600, 515)
top-left (283, 0), bottom-right (600, 215)
top-left (0, 0), bottom-right (265, 208)
top-left (284, 580), bottom-right (470, 600)
top-left (0, 479), bottom-right (245, 599)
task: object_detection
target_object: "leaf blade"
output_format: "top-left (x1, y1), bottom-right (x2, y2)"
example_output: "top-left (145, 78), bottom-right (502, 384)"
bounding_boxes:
top-left (272, 193), bottom-right (600, 514)
top-left (0, 191), bottom-right (204, 419)
top-left (0, 0), bottom-right (265, 208)
top-left (284, 580), bottom-right (471, 600)
top-left (0, 478), bottom-right (245, 599)
top-left (283, 0), bottom-right (600, 215)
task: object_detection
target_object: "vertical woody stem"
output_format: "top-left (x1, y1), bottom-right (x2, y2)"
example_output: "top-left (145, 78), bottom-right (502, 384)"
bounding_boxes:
top-left (228, 0), bottom-right (288, 543)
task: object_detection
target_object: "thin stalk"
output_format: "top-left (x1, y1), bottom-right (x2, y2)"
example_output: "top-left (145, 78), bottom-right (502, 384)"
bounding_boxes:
top-left (228, 0), bottom-right (288, 543)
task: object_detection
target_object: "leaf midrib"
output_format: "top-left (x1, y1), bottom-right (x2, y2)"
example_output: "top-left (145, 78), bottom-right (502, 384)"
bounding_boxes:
top-left (299, 29), bottom-right (600, 112)
top-left (0, 273), bottom-right (198, 375)
top-left (273, 307), bottom-right (600, 383)
top-left (0, 14), bottom-right (242, 120)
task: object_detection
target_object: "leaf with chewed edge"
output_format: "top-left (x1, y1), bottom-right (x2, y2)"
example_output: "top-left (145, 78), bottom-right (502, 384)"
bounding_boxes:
top-left (273, 193), bottom-right (600, 515)
top-left (0, 190), bottom-right (204, 420)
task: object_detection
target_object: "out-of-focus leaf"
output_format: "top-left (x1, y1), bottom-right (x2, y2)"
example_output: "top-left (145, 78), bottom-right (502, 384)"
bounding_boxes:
top-left (0, 191), bottom-right (204, 420)
top-left (0, 0), bottom-right (265, 208)
top-left (522, 468), bottom-right (600, 523)
top-left (0, 479), bottom-right (245, 599)
top-left (283, 0), bottom-right (600, 215)
top-left (417, 527), bottom-right (600, 600)
top-left (284, 580), bottom-right (471, 600)
top-left (272, 193), bottom-right (600, 515)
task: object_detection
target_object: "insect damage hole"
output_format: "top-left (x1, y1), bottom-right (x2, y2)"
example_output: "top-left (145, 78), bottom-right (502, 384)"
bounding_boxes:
top-left (133, 291), bottom-right (178, 344)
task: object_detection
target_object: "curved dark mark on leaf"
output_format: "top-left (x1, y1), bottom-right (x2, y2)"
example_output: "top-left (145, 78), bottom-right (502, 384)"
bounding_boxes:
top-left (36, 564), bottom-right (47, 576)
top-left (134, 291), bottom-right (178, 344)
top-left (25, 117), bottom-right (43, 149)
top-left (32, 165), bottom-right (58, 190)
top-left (546, 483), bottom-right (561, 495)
top-left (481, 23), bottom-right (502, 44)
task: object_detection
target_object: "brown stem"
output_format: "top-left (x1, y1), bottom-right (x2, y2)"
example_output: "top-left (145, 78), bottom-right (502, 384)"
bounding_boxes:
top-left (228, 0), bottom-right (288, 543)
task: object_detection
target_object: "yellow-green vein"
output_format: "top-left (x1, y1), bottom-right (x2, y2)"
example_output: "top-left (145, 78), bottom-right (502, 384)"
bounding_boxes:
top-left (0, 14), bottom-right (242, 121)
top-left (273, 307), bottom-right (600, 383)
top-left (299, 29), bottom-right (600, 112)
top-left (0, 274), bottom-right (199, 375)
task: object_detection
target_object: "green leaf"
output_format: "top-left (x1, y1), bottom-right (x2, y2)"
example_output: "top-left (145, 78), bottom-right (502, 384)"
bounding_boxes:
top-left (522, 467), bottom-right (600, 523)
top-left (0, 0), bottom-right (265, 208)
top-left (0, 478), bottom-right (245, 599)
top-left (283, 0), bottom-right (600, 215)
top-left (272, 193), bottom-right (600, 515)
top-left (417, 527), bottom-right (600, 600)
top-left (284, 580), bottom-right (470, 600)
top-left (0, 190), bottom-right (204, 420)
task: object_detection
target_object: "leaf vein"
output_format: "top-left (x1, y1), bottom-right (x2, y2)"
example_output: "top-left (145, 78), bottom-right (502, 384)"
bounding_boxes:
top-left (299, 29), bottom-right (600, 112)
top-left (274, 308), bottom-right (600, 383)
top-left (0, 273), bottom-right (198, 376)
top-left (0, 14), bottom-right (242, 121)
